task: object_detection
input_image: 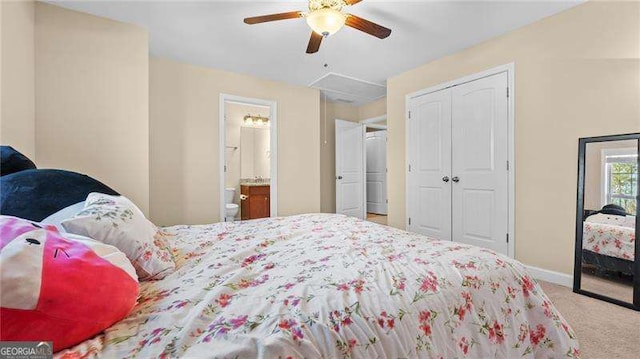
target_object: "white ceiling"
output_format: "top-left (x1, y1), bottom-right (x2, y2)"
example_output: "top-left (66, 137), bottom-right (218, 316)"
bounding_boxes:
top-left (51, 0), bottom-right (582, 105)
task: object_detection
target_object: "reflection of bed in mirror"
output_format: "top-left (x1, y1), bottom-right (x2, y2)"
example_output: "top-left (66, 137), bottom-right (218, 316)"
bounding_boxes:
top-left (582, 211), bottom-right (635, 275)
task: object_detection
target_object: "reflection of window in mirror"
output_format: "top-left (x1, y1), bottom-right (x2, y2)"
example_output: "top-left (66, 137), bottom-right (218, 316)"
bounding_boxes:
top-left (601, 147), bottom-right (638, 214)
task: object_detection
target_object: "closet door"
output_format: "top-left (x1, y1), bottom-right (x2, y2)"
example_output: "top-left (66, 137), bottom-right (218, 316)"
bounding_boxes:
top-left (407, 89), bottom-right (452, 240)
top-left (451, 72), bottom-right (509, 254)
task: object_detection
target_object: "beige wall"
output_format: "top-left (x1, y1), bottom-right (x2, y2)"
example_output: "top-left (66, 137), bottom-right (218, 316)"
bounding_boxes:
top-left (34, 3), bottom-right (149, 214)
top-left (358, 97), bottom-right (387, 121)
top-left (1, 0), bottom-right (35, 159)
top-left (150, 57), bottom-right (320, 226)
top-left (1, 1), bottom-right (2, 141)
top-left (387, 1), bottom-right (640, 275)
top-left (1, 1), bottom-right (2, 138)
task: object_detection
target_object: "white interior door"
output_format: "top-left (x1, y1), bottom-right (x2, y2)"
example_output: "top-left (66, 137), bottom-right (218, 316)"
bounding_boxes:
top-left (407, 89), bottom-right (452, 240)
top-left (366, 130), bottom-right (387, 215)
top-left (451, 72), bottom-right (509, 255)
top-left (336, 120), bottom-right (365, 219)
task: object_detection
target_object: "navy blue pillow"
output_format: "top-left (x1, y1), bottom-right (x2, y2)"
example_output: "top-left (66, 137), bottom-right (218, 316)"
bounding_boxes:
top-left (1, 146), bottom-right (36, 176)
top-left (0, 169), bottom-right (119, 221)
top-left (599, 204), bottom-right (630, 217)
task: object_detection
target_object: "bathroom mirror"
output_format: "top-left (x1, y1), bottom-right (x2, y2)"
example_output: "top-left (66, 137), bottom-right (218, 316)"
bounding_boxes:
top-left (240, 127), bottom-right (270, 180)
top-left (574, 133), bottom-right (639, 310)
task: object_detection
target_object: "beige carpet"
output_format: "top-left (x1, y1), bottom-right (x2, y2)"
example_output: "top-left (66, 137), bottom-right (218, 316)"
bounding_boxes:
top-left (580, 271), bottom-right (633, 303)
top-left (540, 281), bottom-right (640, 359)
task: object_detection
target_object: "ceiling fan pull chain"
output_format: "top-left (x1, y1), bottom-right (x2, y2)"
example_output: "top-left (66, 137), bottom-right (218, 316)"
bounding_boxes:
top-left (322, 48), bottom-right (329, 145)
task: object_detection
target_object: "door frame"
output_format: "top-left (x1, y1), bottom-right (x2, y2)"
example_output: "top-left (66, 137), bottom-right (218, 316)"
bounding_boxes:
top-left (361, 115), bottom-right (387, 126)
top-left (405, 63), bottom-right (515, 258)
top-left (219, 94), bottom-right (278, 222)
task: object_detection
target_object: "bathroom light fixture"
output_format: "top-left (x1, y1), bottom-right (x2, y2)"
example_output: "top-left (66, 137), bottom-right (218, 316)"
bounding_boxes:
top-left (242, 114), bottom-right (270, 127)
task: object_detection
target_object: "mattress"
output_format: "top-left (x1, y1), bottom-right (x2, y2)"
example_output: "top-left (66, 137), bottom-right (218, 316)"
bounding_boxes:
top-left (583, 214), bottom-right (636, 261)
top-left (57, 214), bottom-right (579, 358)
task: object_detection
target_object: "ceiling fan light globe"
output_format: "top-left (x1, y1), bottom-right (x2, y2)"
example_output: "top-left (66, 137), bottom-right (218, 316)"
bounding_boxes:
top-left (306, 8), bottom-right (346, 36)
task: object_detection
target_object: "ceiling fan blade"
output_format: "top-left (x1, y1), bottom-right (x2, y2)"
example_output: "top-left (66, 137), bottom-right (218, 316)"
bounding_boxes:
top-left (345, 0), bottom-right (363, 5)
top-left (345, 14), bottom-right (391, 39)
top-left (244, 11), bottom-right (303, 25)
top-left (306, 32), bottom-right (323, 54)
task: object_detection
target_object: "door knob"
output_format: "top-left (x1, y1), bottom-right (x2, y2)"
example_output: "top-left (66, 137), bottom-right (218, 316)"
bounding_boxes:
top-left (442, 176), bottom-right (450, 183)
top-left (337, 176), bottom-right (343, 180)
top-left (452, 176), bottom-right (460, 183)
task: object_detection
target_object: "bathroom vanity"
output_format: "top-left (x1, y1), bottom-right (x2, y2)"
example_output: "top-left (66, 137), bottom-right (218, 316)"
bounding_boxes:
top-left (241, 184), bottom-right (270, 220)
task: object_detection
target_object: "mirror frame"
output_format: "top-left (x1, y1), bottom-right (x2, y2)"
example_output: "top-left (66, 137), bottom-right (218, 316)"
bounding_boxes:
top-left (573, 132), bottom-right (640, 310)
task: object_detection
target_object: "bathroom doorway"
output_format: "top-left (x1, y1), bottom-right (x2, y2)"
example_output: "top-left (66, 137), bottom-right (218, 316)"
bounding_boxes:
top-left (219, 94), bottom-right (277, 222)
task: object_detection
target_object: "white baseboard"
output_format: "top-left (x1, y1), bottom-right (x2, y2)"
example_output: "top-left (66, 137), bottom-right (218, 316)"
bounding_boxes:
top-left (525, 265), bottom-right (573, 288)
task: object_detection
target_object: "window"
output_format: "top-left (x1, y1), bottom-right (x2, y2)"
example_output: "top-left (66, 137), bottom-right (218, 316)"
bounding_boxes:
top-left (602, 148), bottom-right (638, 214)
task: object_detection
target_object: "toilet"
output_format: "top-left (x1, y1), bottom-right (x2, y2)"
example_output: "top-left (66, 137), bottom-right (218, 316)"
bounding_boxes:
top-left (225, 188), bottom-right (239, 222)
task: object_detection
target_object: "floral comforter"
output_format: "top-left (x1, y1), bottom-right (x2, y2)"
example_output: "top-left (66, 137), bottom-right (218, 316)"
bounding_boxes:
top-left (58, 214), bottom-right (579, 358)
top-left (583, 220), bottom-right (635, 261)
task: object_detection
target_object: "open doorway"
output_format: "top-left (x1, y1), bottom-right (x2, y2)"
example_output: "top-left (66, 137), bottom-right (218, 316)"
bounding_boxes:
top-left (334, 115), bottom-right (387, 225)
top-left (219, 94), bottom-right (277, 222)
top-left (363, 116), bottom-right (387, 225)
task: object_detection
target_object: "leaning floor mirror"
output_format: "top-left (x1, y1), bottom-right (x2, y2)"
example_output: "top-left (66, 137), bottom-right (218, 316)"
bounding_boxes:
top-left (574, 133), bottom-right (640, 310)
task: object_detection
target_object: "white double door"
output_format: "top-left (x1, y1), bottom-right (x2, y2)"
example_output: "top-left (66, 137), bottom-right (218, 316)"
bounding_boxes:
top-left (407, 72), bottom-right (509, 255)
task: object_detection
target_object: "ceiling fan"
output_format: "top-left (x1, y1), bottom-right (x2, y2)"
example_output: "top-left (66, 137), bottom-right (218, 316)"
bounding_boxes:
top-left (243, 0), bottom-right (392, 54)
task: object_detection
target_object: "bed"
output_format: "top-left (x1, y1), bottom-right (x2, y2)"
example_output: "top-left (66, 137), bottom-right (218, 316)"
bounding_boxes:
top-left (56, 213), bottom-right (579, 358)
top-left (582, 213), bottom-right (635, 274)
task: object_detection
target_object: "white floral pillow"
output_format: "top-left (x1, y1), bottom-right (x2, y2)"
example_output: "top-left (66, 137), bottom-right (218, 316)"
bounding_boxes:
top-left (586, 213), bottom-right (636, 229)
top-left (62, 193), bottom-right (175, 280)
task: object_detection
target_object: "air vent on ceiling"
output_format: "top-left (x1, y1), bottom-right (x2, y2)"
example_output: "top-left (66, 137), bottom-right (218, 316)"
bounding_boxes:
top-left (310, 72), bottom-right (386, 106)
